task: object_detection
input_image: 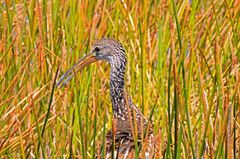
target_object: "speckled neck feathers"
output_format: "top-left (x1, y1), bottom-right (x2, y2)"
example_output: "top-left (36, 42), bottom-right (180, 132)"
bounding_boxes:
top-left (109, 46), bottom-right (128, 120)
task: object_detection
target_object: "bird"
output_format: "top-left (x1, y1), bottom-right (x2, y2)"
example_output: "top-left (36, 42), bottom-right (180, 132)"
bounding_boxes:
top-left (56, 38), bottom-right (155, 159)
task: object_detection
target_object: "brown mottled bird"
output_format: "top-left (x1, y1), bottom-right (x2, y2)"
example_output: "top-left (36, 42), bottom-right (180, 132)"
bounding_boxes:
top-left (56, 38), bottom-right (155, 158)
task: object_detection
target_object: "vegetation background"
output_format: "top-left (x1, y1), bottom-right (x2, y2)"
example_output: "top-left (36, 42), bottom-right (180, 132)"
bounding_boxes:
top-left (0, 0), bottom-right (239, 158)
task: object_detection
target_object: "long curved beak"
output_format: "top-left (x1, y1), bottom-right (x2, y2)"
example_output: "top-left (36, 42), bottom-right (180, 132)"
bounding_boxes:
top-left (56, 53), bottom-right (97, 88)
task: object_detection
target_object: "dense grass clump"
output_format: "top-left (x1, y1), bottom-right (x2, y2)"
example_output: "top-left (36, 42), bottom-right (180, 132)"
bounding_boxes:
top-left (0, 0), bottom-right (239, 158)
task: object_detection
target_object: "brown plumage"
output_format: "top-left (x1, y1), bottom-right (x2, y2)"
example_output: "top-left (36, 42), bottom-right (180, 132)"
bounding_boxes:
top-left (56, 38), bottom-right (155, 158)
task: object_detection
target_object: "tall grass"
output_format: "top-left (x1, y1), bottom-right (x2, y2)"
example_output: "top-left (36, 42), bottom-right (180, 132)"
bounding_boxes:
top-left (0, 0), bottom-right (239, 158)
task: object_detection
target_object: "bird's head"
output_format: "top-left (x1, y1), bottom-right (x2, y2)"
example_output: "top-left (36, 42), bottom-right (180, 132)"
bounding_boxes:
top-left (91, 38), bottom-right (126, 62)
top-left (56, 38), bottom-right (126, 87)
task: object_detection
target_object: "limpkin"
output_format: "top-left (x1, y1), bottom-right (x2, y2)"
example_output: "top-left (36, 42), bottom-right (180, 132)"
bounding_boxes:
top-left (56, 38), bottom-right (155, 158)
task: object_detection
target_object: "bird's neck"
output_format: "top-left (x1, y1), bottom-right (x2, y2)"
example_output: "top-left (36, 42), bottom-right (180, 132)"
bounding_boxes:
top-left (109, 58), bottom-right (128, 120)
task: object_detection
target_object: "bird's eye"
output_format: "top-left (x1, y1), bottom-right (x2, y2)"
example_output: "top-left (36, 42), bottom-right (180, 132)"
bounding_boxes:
top-left (95, 47), bottom-right (100, 52)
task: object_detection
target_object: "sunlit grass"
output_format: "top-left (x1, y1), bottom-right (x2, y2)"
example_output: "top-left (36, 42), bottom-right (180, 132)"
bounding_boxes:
top-left (0, 0), bottom-right (239, 158)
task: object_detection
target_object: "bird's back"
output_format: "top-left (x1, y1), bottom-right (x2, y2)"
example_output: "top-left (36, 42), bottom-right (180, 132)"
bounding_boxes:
top-left (97, 94), bottom-right (155, 159)
top-left (103, 130), bottom-right (155, 159)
